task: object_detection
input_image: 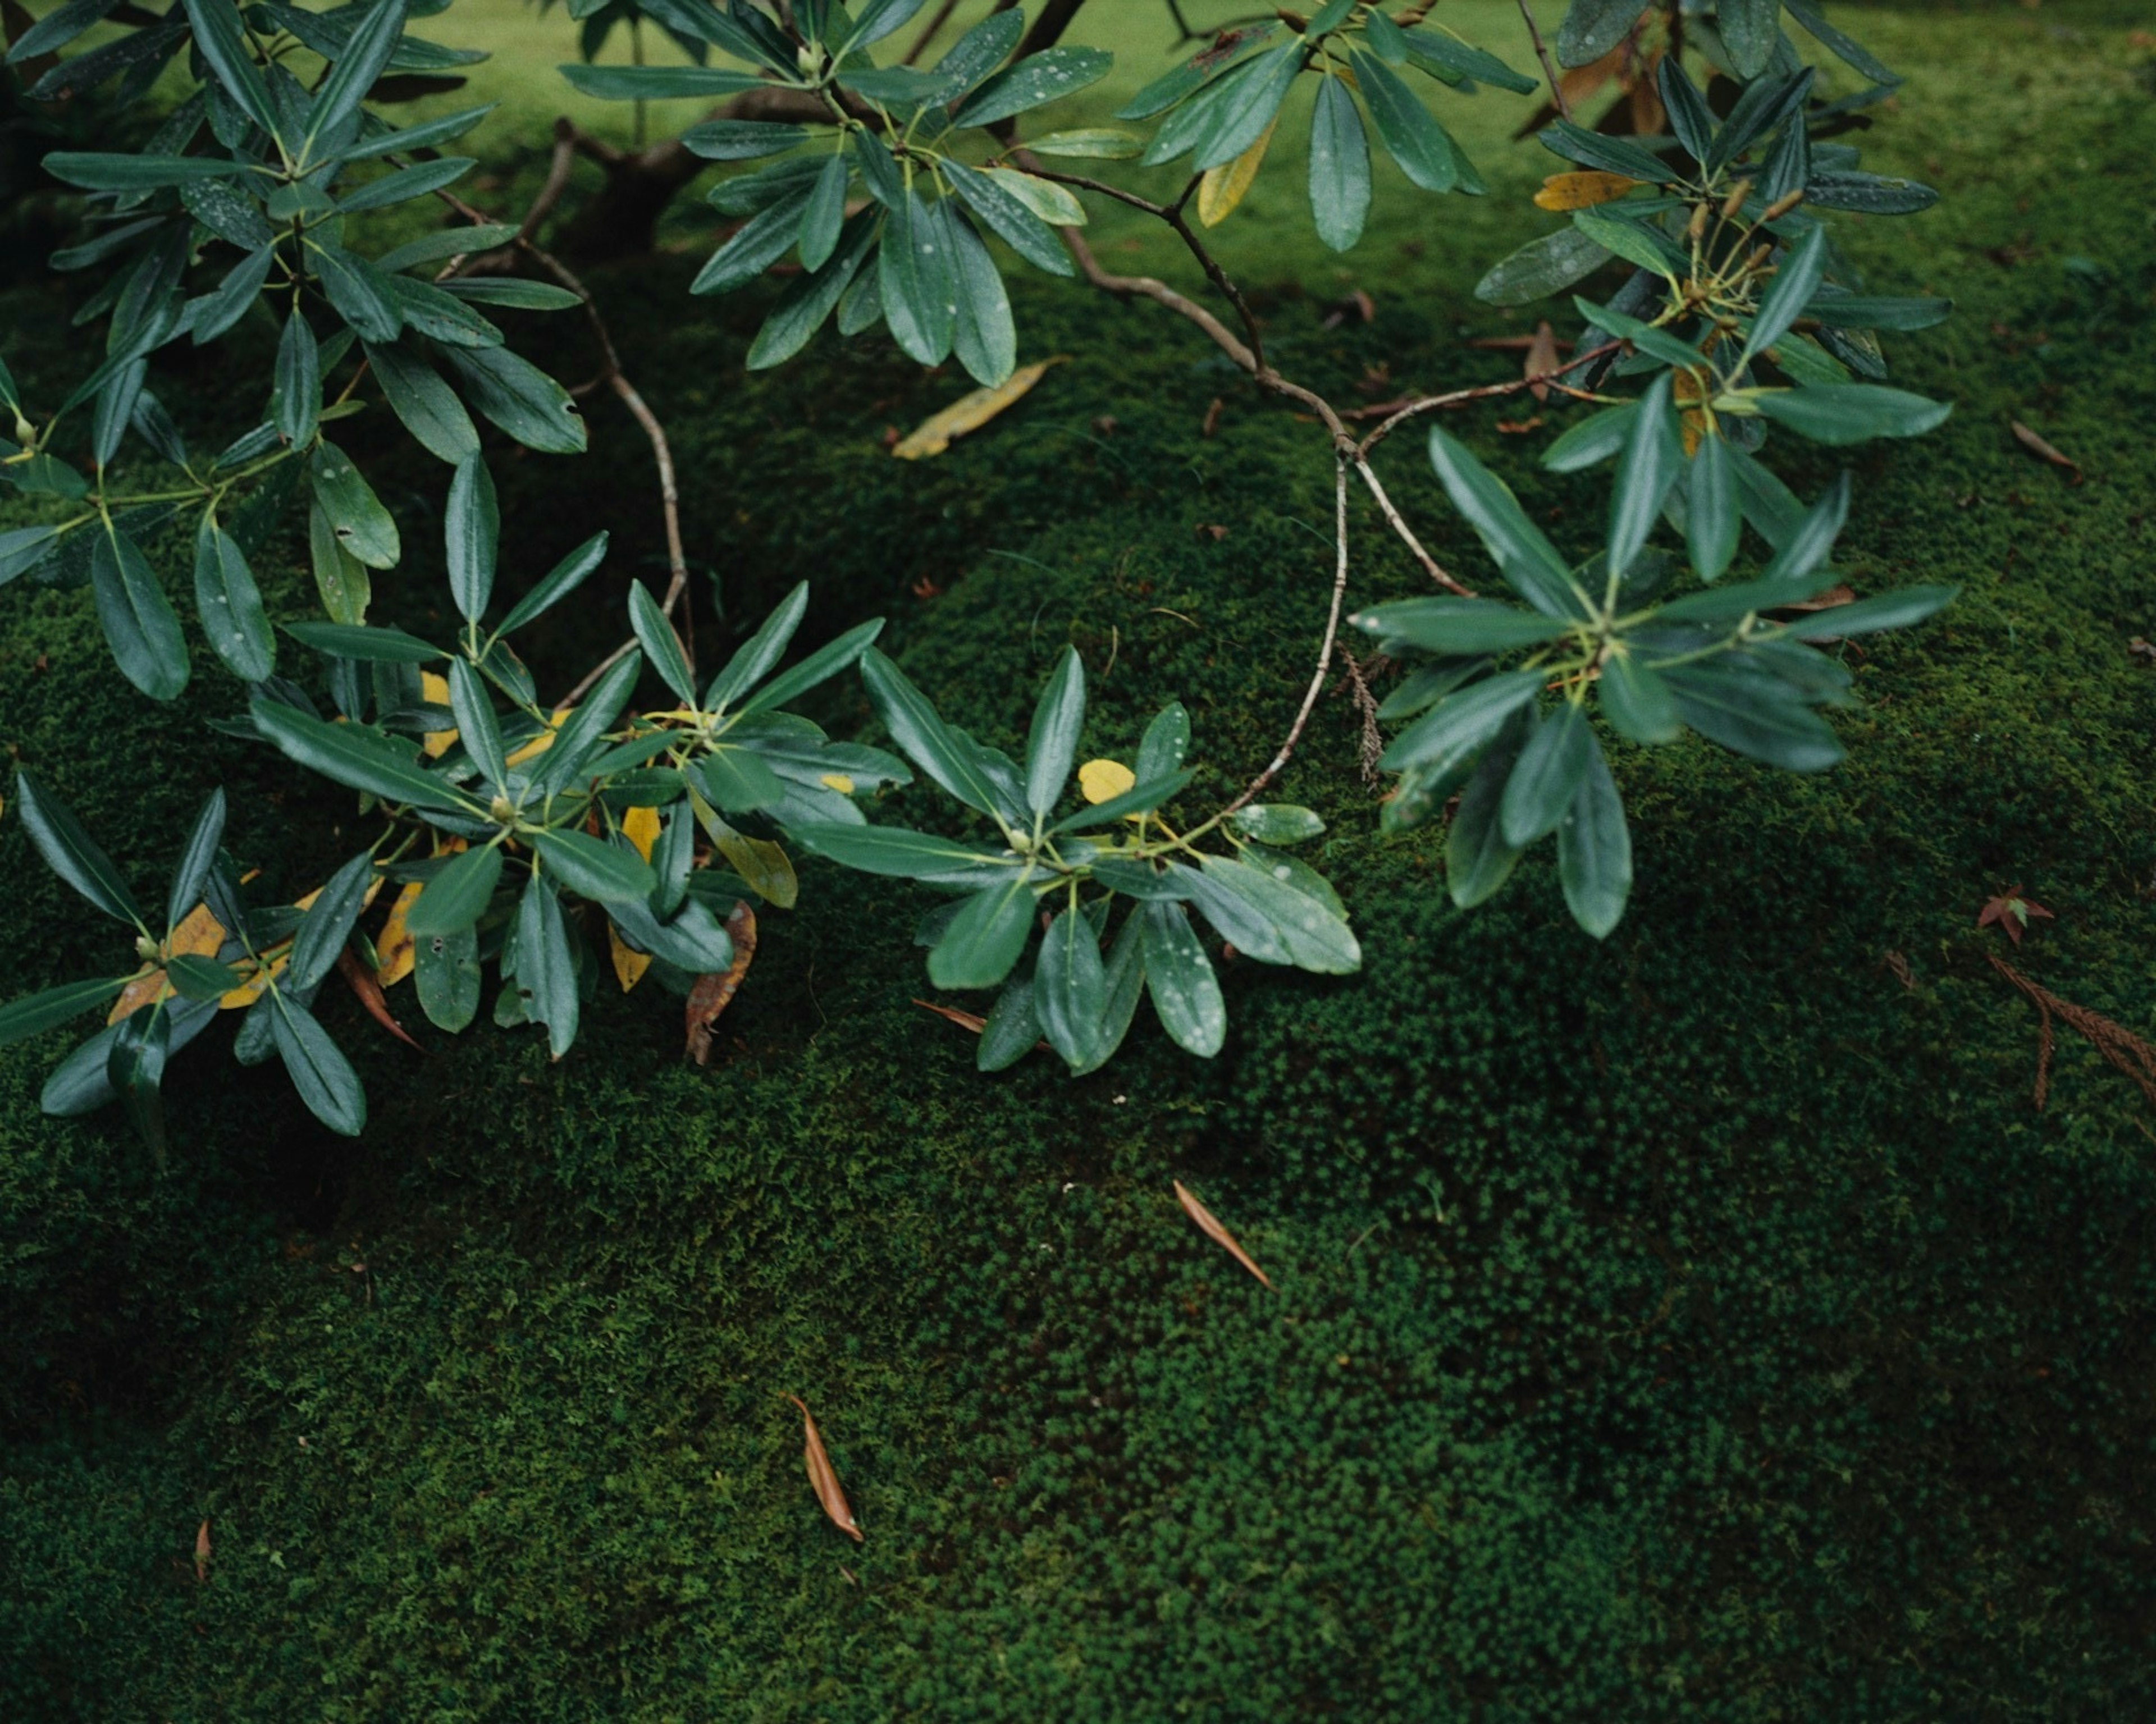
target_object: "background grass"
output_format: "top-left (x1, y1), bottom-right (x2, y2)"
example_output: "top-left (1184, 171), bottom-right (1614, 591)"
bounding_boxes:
top-left (3, 2), bottom-right (2155, 1718)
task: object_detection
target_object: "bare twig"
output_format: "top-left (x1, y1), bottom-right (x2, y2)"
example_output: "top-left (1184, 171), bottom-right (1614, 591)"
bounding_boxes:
top-left (902, 0), bottom-right (966, 62)
top-left (1217, 454), bottom-right (1353, 820)
top-left (1515, 0), bottom-right (1573, 121)
top-left (1354, 341), bottom-right (1623, 456)
top-left (1354, 456), bottom-right (1470, 595)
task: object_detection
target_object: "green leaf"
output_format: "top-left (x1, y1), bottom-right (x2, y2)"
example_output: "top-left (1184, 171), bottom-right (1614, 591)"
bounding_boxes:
top-left (1353, 597), bottom-right (1570, 655)
top-left (1657, 60), bottom-right (1715, 162)
top-left (184, 0), bottom-right (281, 141)
top-left (436, 345), bottom-right (588, 455)
top-left (878, 190), bottom-right (956, 368)
top-left (1782, 0), bottom-right (1897, 85)
top-left (0, 975), bottom-right (132, 1050)
top-left (1380, 666), bottom-right (1544, 774)
top-left (191, 515), bottom-right (275, 682)
top-left (284, 621), bottom-right (442, 663)
top-left (1230, 804), bottom-right (1324, 845)
top-left (952, 47), bottom-right (1113, 128)
top-left (165, 953), bottom-right (240, 1000)
top-left (1752, 385), bottom-right (1951, 445)
top-left (495, 532), bottom-right (609, 635)
top-left (271, 994), bottom-right (366, 1135)
top-left (366, 340), bottom-right (479, 464)
top-left (1556, 0), bottom-right (1643, 67)
top-left (413, 923), bottom-right (480, 1029)
top-left (1136, 702), bottom-right (1191, 781)
top-left (13, 771), bottom-right (146, 927)
top-left (1348, 49), bottom-right (1456, 191)
top-left (945, 204), bottom-right (1016, 388)
top-left (1307, 75), bottom-right (1371, 254)
top-left (682, 119), bottom-right (809, 162)
top-left (1543, 402), bottom-right (1634, 474)
top-left (43, 153), bottom-right (250, 191)
top-left (1685, 433), bottom-right (1739, 582)
top-left (1662, 664), bottom-right (1845, 771)
top-left (790, 821), bottom-right (1014, 886)
top-left (289, 850), bottom-right (377, 990)
top-left (1538, 119), bottom-right (1668, 184)
top-left (929, 874), bottom-right (1040, 990)
top-left (310, 442), bottom-right (400, 570)
top-left (1779, 584), bottom-right (1957, 639)
top-left (446, 658), bottom-right (506, 789)
top-left (1805, 294), bottom-right (1952, 332)
top-left (307, 501), bottom-right (372, 624)
top-left (373, 222), bottom-right (518, 274)
top-left (691, 747), bottom-right (787, 816)
top-left (1756, 472), bottom-right (1850, 587)
top-left (407, 843), bottom-right (504, 937)
top-left (1028, 128), bottom-right (1144, 159)
top-left (628, 581), bottom-right (695, 706)
top-left (1608, 373), bottom-right (1677, 581)
top-left (1035, 904), bottom-right (1106, 1069)
top-left (1051, 768), bottom-right (1195, 833)
top-left (309, 243), bottom-right (403, 344)
top-left (444, 454), bottom-right (497, 623)
top-left (1024, 647), bottom-right (1085, 819)
top-left (529, 827), bottom-right (656, 903)
top-left (1194, 856), bottom-right (1360, 974)
top-left (976, 964), bottom-right (1040, 1072)
top-left (92, 522), bottom-right (189, 702)
top-left (1743, 225), bottom-right (1828, 367)
top-left (1597, 649), bottom-right (1680, 744)
top-left (1719, 0), bottom-right (1782, 79)
top-left (165, 786), bottom-right (227, 932)
top-left (1476, 226), bottom-right (1611, 307)
top-left (108, 1001), bottom-right (170, 1156)
top-left (1445, 710), bottom-right (1531, 909)
top-left (1190, 43), bottom-right (1304, 172)
top-left (1557, 740), bottom-right (1630, 936)
top-left (514, 877), bottom-right (578, 1058)
top-left (558, 62), bottom-right (764, 100)
top-left (1071, 912), bottom-right (1145, 1075)
top-left (304, 0), bottom-right (409, 159)
top-left (274, 309), bottom-right (321, 449)
top-left (250, 698), bottom-right (477, 812)
top-left (942, 160), bottom-right (1074, 278)
top-left (1574, 296), bottom-right (1703, 371)
top-left (860, 648), bottom-right (1012, 824)
top-left (795, 152), bottom-right (851, 276)
top-left (1399, 26), bottom-right (1539, 93)
top-left (1426, 428), bottom-right (1585, 618)
top-left (339, 156), bottom-right (475, 216)
top-left (705, 583), bottom-right (807, 711)
top-left (1139, 900), bottom-right (1224, 1057)
top-left (527, 652), bottom-right (642, 798)
top-left (1499, 699), bottom-right (1589, 846)
top-left (345, 103), bottom-right (500, 163)
top-left (741, 617), bottom-right (885, 715)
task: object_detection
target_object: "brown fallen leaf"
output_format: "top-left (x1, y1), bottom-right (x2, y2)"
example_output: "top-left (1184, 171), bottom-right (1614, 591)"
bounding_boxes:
top-left (1496, 415), bottom-right (1545, 435)
top-left (686, 900), bottom-right (758, 1065)
top-left (2010, 420), bottom-right (2082, 483)
top-left (336, 948), bottom-right (423, 1050)
top-left (1767, 584), bottom-right (1856, 616)
top-left (914, 998), bottom-right (988, 1035)
top-left (1172, 1179), bottom-right (1275, 1290)
top-left (1196, 523), bottom-right (1228, 542)
top-left (892, 357), bottom-right (1066, 459)
top-left (2128, 637), bottom-right (2156, 664)
top-left (374, 880), bottom-right (422, 987)
top-left (1200, 395), bottom-right (1225, 438)
top-left (1524, 319), bottom-right (1560, 403)
top-left (788, 1395), bottom-right (863, 1542)
top-left (194, 1518), bottom-right (211, 1583)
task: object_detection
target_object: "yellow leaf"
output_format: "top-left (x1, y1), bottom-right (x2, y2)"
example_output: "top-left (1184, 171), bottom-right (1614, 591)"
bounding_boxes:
top-left (715, 829), bottom-right (799, 911)
top-left (818, 773), bottom-right (855, 795)
top-left (505, 707), bottom-right (570, 768)
top-left (108, 967), bottom-right (172, 1025)
top-left (1078, 758), bottom-right (1137, 804)
top-left (1533, 171), bottom-right (1639, 212)
top-left (608, 921), bottom-right (652, 993)
top-left (375, 880), bottom-right (423, 987)
top-left (218, 952), bottom-right (285, 1010)
top-left (1196, 117), bottom-right (1277, 228)
top-left (418, 670), bottom-right (457, 758)
top-left (893, 358), bottom-right (1066, 460)
top-left (168, 903), bottom-right (225, 959)
top-left (622, 804), bottom-right (661, 863)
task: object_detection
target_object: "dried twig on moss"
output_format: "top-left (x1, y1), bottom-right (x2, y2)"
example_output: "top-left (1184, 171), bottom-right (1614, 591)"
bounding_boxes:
top-left (1986, 952), bottom-right (2156, 1111)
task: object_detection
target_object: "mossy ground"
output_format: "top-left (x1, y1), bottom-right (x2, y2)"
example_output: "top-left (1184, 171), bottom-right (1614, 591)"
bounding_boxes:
top-left (3, 3), bottom-right (2155, 1718)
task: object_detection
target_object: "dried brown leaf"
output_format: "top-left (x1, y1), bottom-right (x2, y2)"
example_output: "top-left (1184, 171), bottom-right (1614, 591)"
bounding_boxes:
top-left (1172, 1180), bottom-right (1275, 1290)
top-left (788, 1395), bottom-right (863, 1542)
top-left (913, 998), bottom-right (988, 1035)
top-left (336, 947), bottom-right (423, 1050)
top-left (2011, 420), bottom-right (2082, 483)
top-left (686, 901), bottom-right (758, 1065)
top-left (1524, 319), bottom-right (1560, 403)
top-left (194, 1518), bottom-right (211, 1583)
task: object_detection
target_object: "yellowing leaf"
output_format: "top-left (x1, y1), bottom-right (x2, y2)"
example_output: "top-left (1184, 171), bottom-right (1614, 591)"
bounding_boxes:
top-left (505, 707), bottom-right (570, 768)
top-left (109, 904), bottom-right (231, 1022)
top-left (893, 358), bottom-right (1065, 461)
top-left (375, 881), bottom-right (423, 987)
top-left (818, 773), bottom-right (855, 794)
top-left (108, 967), bottom-right (172, 1025)
top-left (218, 952), bottom-right (285, 1010)
top-left (978, 166), bottom-right (1085, 227)
top-left (1078, 758), bottom-right (1137, 804)
top-left (608, 921), bottom-right (652, 993)
top-left (1197, 117), bottom-right (1277, 228)
top-left (712, 827), bottom-right (799, 910)
top-left (1533, 171), bottom-right (1639, 212)
top-left (622, 804), bottom-right (661, 863)
top-left (419, 670), bottom-right (457, 758)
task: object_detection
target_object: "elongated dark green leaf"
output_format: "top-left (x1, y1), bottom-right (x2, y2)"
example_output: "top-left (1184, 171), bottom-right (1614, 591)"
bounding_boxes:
top-left (1756, 472), bottom-right (1850, 587)
top-left (285, 621), bottom-right (442, 663)
top-left (527, 651), bottom-right (642, 797)
top-left (365, 339), bottom-right (478, 464)
top-left (1117, 22), bottom-right (1275, 118)
top-left (1348, 49), bottom-right (1455, 190)
top-left (1598, 647), bottom-right (1680, 744)
top-left (437, 344), bottom-right (587, 454)
top-left (1573, 295), bottom-right (1701, 369)
top-left (7, 0), bottom-right (123, 64)
top-left (1744, 224), bottom-right (1828, 366)
top-left (275, 308), bottom-right (320, 448)
top-left (1685, 433), bottom-right (1739, 582)
top-left (189, 243), bottom-right (276, 345)
top-left (251, 697), bottom-right (477, 811)
top-left (944, 205), bottom-right (1016, 389)
top-left (682, 119), bottom-right (808, 161)
top-left (1136, 703), bottom-right (1191, 783)
top-left (628, 581), bottom-right (695, 706)
top-left (1051, 768), bottom-right (1194, 833)
top-left (272, 993), bottom-right (366, 1134)
top-left (373, 222), bottom-right (518, 275)
top-left (1138, 899), bottom-right (1223, 1057)
top-left (1556, 0), bottom-right (1642, 67)
top-left (796, 152), bottom-right (850, 275)
top-left (1445, 710), bottom-right (1531, 908)
top-left (1780, 584), bottom-right (1957, 639)
top-left (495, 532), bottom-right (608, 635)
top-left (529, 827), bottom-right (656, 903)
top-left (929, 874), bottom-right (1040, 990)
top-left (1426, 428), bottom-right (1585, 618)
top-left (309, 242), bottom-right (403, 344)
top-left (514, 875), bottom-right (577, 1057)
top-left (1202, 854), bottom-right (1359, 972)
top-left (1662, 664), bottom-right (1845, 771)
top-left (1499, 699), bottom-right (1588, 846)
top-left (1069, 912), bottom-right (1144, 1075)
top-left (1380, 666), bottom-right (1543, 774)
top-left (446, 658), bottom-right (506, 790)
top-left (43, 153), bottom-right (249, 191)
top-left (1557, 740), bottom-right (1630, 936)
top-left (942, 159), bottom-right (1072, 278)
top-left (1754, 385), bottom-right (1951, 445)
top-left (1399, 25), bottom-right (1536, 91)
top-left (407, 842), bottom-right (504, 936)
top-left (92, 523), bottom-right (189, 701)
top-left (310, 442), bottom-right (400, 570)
top-left (304, 0), bottom-right (409, 158)
top-left (1353, 597), bottom-right (1569, 655)
top-left (788, 822), bottom-right (1015, 886)
top-left (1035, 904), bottom-right (1105, 1069)
top-left (1538, 119), bottom-right (1668, 184)
top-left (412, 923), bottom-right (479, 1028)
top-left (1608, 373), bottom-right (1677, 583)
top-left (1806, 294), bottom-right (1952, 332)
top-left (877, 190), bottom-right (955, 367)
top-left (1476, 226), bottom-right (1611, 307)
top-left (339, 157), bottom-right (474, 217)
top-left (1024, 646), bottom-right (1085, 819)
top-left (13, 771), bottom-right (145, 926)
top-left (976, 964), bottom-right (1040, 1072)
top-left (1307, 75), bottom-right (1371, 254)
top-left (0, 975), bottom-right (131, 1049)
top-left (860, 648), bottom-right (1010, 821)
top-left (691, 747), bottom-right (786, 815)
top-left (289, 850), bottom-right (377, 989)
top-left (1719, 0), bottom-right (1782, 79)
top-left (952, 46), bottom-right (1112, 129)
top-left (1190, 42), bottom-right (1299, 171)
top-left (108, 1000), bottom-right (170, 1155)
top-left (346, 102), bottom-right (499, 163)
top-left (444, 454), bottom-right (497, 623)
top-left (165, 953), bottom-right (239, 1000)
top-left (165, 788), bottom-right (227, 932)
top-left (705, 582), bottom-right (807, 710)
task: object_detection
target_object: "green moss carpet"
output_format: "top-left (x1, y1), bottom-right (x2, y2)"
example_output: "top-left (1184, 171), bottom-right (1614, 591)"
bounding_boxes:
top-left (3, 2), bottom-right (2154, 1717)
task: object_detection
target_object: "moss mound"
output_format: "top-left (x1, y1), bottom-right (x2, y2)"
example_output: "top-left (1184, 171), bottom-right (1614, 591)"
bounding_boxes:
top-left (3, 4), bottom-right (2155, 1718)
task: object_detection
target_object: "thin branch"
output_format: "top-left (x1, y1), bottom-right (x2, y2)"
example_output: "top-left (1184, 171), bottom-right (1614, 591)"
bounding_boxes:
top-left (1354, 341), bottom-right (1622, 457)
top-left (517, 118), bottom-right (583, 244)
top-left (1354, 457), bottom-right (1470, 596)
top-left (1515, 0), bottom-right (1572, 121)
top-left (902, 0), bottom-right (966, 63)
top-left (1217, 454), bottom-right (1353, 820)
